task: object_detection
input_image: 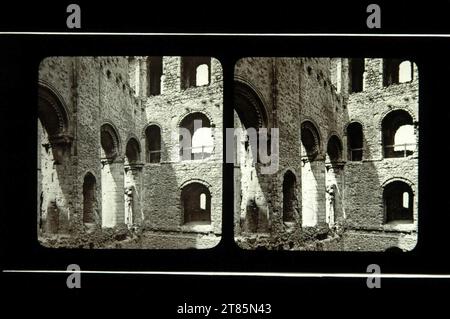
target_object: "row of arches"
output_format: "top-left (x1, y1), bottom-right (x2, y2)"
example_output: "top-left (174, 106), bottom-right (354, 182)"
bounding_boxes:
top-left (302, 109), bottom-right (416, 163)
top-left (81, 168), bottom-right (212, 228)
top-left (234, 80), bottom-right (417, 234)
top-left (100, 112), bottom-right (215, 167)
top-left (180, 57), bottom-right (211, 90)
top-left (232, 107), bottom-right (416, 166)
top-left (129, 57), bottom-right (212, 97)
top-left (94, 122), bottom-right (214, 228)
top-left (281, 168), bottom-right (415, 226)
top-left (146, 112), bottom-right (214, 163)
top-left (347, 109), bottom-right (416, 161)
top-left (300, 121), bottom-right (344, 163)
top-left (38, 83), bottom-right (214, 235)
top-left (348, 59), bottom-right (416, 93)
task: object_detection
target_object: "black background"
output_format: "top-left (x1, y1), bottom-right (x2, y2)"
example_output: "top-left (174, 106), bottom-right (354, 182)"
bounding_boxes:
top-left (0, 0), bottom-right (449, 316)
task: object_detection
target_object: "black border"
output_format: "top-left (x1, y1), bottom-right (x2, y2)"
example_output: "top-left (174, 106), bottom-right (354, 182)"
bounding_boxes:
top-left (1, 0), bottom-right (449, 312)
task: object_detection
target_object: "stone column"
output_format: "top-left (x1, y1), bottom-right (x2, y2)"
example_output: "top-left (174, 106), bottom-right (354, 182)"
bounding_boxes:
top-left (124, 163), bottom-right (144, 227)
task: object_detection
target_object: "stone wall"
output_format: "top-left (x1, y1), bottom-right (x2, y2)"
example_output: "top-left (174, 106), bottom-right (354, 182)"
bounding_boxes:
top-left (38, 56), bottom-right (223, 249)
top-left (343, 58), bottom-right (419, 250)
top-left (235, 57), bottom-right (419, 251)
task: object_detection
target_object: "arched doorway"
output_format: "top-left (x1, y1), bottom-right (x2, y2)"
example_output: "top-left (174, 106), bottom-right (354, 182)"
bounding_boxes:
top-left (383, 180), bottom-right (414, 224)
top-left (282, 170), bottom-right (297, 223)
top-left (181, 182), bottom-right (211, 224)
top-left (83, 172), bottom-right (97, 224)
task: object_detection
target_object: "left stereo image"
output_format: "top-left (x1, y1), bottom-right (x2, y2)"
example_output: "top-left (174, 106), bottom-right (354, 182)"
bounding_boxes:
top-left (37, 56), bottom-right (223, 249)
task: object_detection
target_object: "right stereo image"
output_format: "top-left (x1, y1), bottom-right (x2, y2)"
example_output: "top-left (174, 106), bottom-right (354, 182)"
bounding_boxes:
top-left (233, 57), bottom-right (418, 251)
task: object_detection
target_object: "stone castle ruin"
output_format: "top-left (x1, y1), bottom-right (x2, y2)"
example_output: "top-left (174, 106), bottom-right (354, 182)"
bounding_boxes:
top-left (234, 58), bottom-right (418, 251)
top-left (37, 56), bottom-right (418, 251)
top-left (38, 56), bottom-right (223, 249)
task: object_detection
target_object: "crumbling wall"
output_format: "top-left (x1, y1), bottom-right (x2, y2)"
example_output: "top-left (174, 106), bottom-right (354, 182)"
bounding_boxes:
top-left (344, 58), bottom-right (419, 250)
top-left (235, 57), bottom-right (418, 251)
top-left (139, 57), bottom-right (223, 239)
top-left (38, 56), bottom-right (223, 248)
top-left (38, 58), bottom-right (76, 234)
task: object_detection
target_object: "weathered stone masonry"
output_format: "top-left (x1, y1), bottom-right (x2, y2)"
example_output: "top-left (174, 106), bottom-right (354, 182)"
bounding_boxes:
top-left (234, 58), bottom-right (418, 251)
top-left (38, 56), bottom-right (223, 249)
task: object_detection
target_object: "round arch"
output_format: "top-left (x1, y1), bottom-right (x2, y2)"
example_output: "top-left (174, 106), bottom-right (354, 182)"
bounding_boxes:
top-left (344, 120), bottom-right (365, 135)
top-left (180, 180), bottom-right (213, 224)
top-left (141, 122), bottom-right (163, 139)
top-left (382, 178), bottom-right (414, 223)
top-left (125, 137), bottom-right (141, 164)
top-left (380, 109), bottom-right (416, 158)
top-left (381, 177), bottom-right (415, 192)
top-left (125, 134), bottom-right (142, 153)
top-left (179, 178), bottom-right (213, 191)
top-left (177, 110), bottom-right (215, 129)
top-left (38, 82), bottom-right (71, 138)
top-left (379, 107), bottom-right (417, 130)
top-left (326, 134), bottom-right (343, 162)
top-left (301, 120), bottom-right (322, 159)
top-left (234, 79), bottom-right (269, 129)
top-left (100, 122), bottom-right (121, 160)
top-left (143, 123), bottom-right (162, 163)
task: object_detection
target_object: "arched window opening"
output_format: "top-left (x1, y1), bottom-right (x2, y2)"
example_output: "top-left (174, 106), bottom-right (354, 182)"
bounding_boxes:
top-left (393, 125), bottom-right (415, 152)
top-left (399, 61), bottom-right (413, 83)
top-left (327, 135), bottom-right (343, 163)
top-left (145, 125), bottom-right (161, 163)
top-left (382, 110), bottom-right (415, 158)
top-left (182, 183), bottom-right (211, 224)
top-left (301, 121), bottom-right (320, 161)
top-left (181, 57), bottom-right (211, 89)
top-left (347, 122), bottom-right (363, 161)
top-left (38, 100), bottom-right (64, 138)
top-left (282, 170), bottom-right (297, 223)
top-left (179, 112), bottom-right (212, 160)
top-left (384, 59), bottom-right (415, 86)
top-left (147, 57), bottom-right (163, 96)
top-left (349, 58), bottom-right (364, 93)
top-left (100, 125), bottom-right (119, 161)
top-left (200, 193), bottom-right (206, 210)
top-left (196, 64), bottom-right (209, 86)
top-left (125, 138), bottom-right (140, 165)
top-left (403, 192), bottom-right (409, 209)
top-left (38, 85), bottom-right (72, 163)
top-left (384, 181), bottom-right (414, 223)
top-left (83, 173), bottom-right (97, 224)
